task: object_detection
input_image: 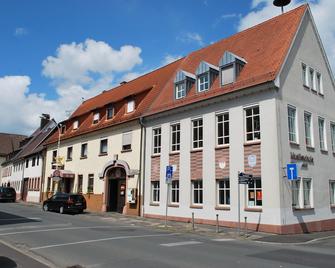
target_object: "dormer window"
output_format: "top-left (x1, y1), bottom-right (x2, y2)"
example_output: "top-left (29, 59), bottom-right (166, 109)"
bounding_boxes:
top-left (127, 100), bottom-right (135, 113)
top-left (195, 61), bottom-right (219, 93)
top-left (174, 70), bottom-right (196, 100)
top-left (73, 120), bottom-right (79, 130)
top-left (106, 106), bottom-right (114, 120)
top-left (61, 125), bottom-right (66, 134)
top-left (219, 51), bottom-right (246, 86)
top-left (93, 112), bottom-right (100, 124)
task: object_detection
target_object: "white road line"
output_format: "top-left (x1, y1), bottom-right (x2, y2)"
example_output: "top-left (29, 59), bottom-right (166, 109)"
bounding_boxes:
top-left (211, 238), bottom-right (235, 242)
top-left (0, 223), bottom-right (72, 232)
top-left (31, 233), bottom-right (179, 250)
top-left (160, 241), bottom-right (203, 247)
top-left (0, 225), bottom-right (135, 236)
top-left (0, 217), bottom-right (41, 221)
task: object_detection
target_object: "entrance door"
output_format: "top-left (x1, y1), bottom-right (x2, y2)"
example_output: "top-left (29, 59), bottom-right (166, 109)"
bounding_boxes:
top-left (22, 178), bottom-right (28, 201)
top-left (64, 178), bottom-right (73, 193)
top-left (117, 180), bottom-right (126, 213)
top-left (108, 179), bottom-right (126, 213)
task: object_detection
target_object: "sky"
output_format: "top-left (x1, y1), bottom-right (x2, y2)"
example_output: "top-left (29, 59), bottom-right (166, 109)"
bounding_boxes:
top-left (0, 0), bottom-right (334, 134)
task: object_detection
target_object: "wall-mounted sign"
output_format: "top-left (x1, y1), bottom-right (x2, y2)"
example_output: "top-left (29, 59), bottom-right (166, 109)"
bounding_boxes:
top-left (291, 152), bottom-right (314, 164)
top-left (287, 163), bottom-right (298, 180)
top-left (248, 154), bottom-right (257, 168)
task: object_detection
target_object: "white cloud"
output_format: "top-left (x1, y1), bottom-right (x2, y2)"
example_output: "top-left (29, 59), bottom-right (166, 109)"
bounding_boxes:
top-left (162, 54), bottom-right (183, 65)
top-left (177, 32), bottom-right (204, 46)
top-left (14, 27), bottom-right (28, 37)
top-left (0, 39), bottom-right (143, 134)
top-left (238, 0), bottom-right (335, 72)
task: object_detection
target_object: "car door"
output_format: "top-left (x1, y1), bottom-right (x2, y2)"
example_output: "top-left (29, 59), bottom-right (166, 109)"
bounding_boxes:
top-left (47, 195), bottom-right (57, 210)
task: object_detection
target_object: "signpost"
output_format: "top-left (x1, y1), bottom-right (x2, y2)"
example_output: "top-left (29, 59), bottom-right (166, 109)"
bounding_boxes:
top-left (165, 165), bottom-right (173, 227)
top-left (287, 163), bottom-right (298, 180)
top-left (237, 172), bottom-right (253, 235)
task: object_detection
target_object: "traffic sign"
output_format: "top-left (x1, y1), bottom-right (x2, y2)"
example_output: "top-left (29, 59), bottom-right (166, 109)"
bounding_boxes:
top-left (238, 172), bottom-right (253, 184)
top-left (166, 165), bottom-right (173, 184)
top-left (287, 163), bottom-right (298, 180)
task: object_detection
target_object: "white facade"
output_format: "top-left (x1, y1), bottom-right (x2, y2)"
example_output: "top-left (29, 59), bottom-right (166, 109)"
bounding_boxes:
top-left (24, 154), bottom-right (43, 203)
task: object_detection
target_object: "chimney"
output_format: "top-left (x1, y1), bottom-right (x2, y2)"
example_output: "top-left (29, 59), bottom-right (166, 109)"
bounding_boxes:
top-left (40, 114), bottom-right (50, 129)
top-left (120, 81), bottom-right (127, 85)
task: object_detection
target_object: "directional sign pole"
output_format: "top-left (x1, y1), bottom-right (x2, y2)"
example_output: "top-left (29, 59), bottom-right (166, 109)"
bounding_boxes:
top-left (237, 172), bottom-right (241, 236)
top-left (165, 182), bottom-right (170, 228)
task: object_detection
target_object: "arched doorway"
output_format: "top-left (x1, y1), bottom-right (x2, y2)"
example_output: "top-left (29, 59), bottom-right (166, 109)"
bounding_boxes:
top-left (106, 167), bottom-right (127, 213)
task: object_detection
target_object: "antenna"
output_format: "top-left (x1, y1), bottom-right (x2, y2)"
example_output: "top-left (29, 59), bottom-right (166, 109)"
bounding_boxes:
top-left (273, 0), bottom-right (291, 14)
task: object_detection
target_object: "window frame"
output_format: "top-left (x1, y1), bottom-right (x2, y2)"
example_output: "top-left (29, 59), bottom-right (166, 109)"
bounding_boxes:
top-left (170, 180), bottom-right (179, 204)
top-left (221, 64), bottom-right (235, 86)
top-left (330, 122), bottom-right (335, 153)
top-left (73, 120), bottom-right (79, 130)
top-left (309, 67), bottom-right (315, 91)
top-left (93, 112), bottom-right (100, 124)
top-left (192, 180), bottom-right (203, 205)
top-left (304, 111), bottom-right (314, 147)
top-left (191, 118), bottom-right (203, 149)
top-left (151, 181), bottom-right (160, 203)
top-left (100, 139), bottom-right (108, 155)
top-left (106, 106), bottom-right (114, 120)
top-left (330, 180), bottom-right (335, 206)
top-left (318, 117), bottom-right (327, 151)
top-left (127, 100), bottom-right (135, 113)
top-left (247, 177), bottom-right (262, 208)
top-left (122, 131), bottom-right (132, 151)
top-left (67, 146), bottom-right (73, 161)
top-left (87, 174), bottom-right (94, 193)
top-left (152, 127), bottom-right (162, 155)
top-left (175, 82), bottom-right (186, 100)
top-left (287, 105), bottom-right (298, 144)
top-left (197, 72), bottom-right (210, 92)
top-left (216, 178), bottom-right (230, 206)
top-left (170, 123), bottom-right (181, 152)
top-left (81, 143), bottom-right (88, 158)
top-left (291, 178), bottom-right (313, 209)
top-left (302, 63), bottom-right (308, 87)
top-left (244, 105), bottom-right (261, 142)
top-left (216, 111), bottom-right (229, 146)
top-left (316, 72), bottom-right (323, 95)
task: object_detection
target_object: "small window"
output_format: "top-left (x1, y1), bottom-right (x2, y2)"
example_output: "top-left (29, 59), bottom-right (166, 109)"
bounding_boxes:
top-left (245, 106), bottom-right (260, 141)
top-left (318, 117), bottom-right (327, 151)
top-left (127, 100), bottom-right (135, 113)
top-left (170, 180), bottom-right (179, 204)
top-left (37, 156), bottom-right (39, 166)
top-left (81, 143), bottom-right (88, 158)
top-left (217, 179), bottom-right (230, 206)
top-left (32, 157), bottom-right (36, 167)
top-left (100, 139), bottom-right (108, 155)
top-left (287, 106), bottom-right (298, 143)
top-left (122, 131), bottom-right (132, 151)
top-left (198, 73), bottom-right (209, 92)
top-left (151, 181), bottom-right (160, 203)
top-left (152, 128), bottom-right (161, 154)
top-left (61, 125), bottom-right (66, 134)
top-left (171, 123), bottom-right (180, 152)
top-left (67, 147), bottom-right (73, 160)
top-left (73, 120), bottom-right (79, 130)
top-left (217, 112), bottom-right (229, 145)
top-left (309, 68), bottom-right (315, 90)
top-left (316, 72), bottom-right (323, 95)
top-left (26, 159), bottom-right (29, 168)
top-left (221, 65), bottom-right (234, 86)
top-left (304, 112), bottom-right (313, 147)
top-left (302, 63), bottom-right (308, 86)
top-left (175, 83), bottom-right (186, 99)
top-left (247, 178), bottom-right (262, 207)
top-left (77, 175), bottom-right (83, 193)
top-left (93, 112), bottom-right (100, 124)
top-left (106, 106), bottom-right (114, 120)
top-left (331, 123), bottom-right (335, 153)
top-left (192, 118), bottom-right (203, 149)
top-left (52, 150), bottom-right (57, 163)
top-left (87, 174), bottom-right (94, 193)
top-left (330, 180), bottom-right (335, 206)
top-left (192, 180), bottom-right (203, 205)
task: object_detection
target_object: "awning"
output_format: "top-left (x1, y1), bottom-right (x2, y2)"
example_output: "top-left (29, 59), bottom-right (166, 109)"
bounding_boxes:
top-left (51, 169), bottom-right (75, 179)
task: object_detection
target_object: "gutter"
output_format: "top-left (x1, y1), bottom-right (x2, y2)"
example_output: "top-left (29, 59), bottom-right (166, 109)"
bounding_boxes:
top-left (138, 117), bottom-right (146, 217)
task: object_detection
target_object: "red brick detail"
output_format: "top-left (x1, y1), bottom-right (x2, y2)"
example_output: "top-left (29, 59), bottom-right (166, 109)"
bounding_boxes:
top-left (244, 143), bottom-right (261, 176)
top-left (169, 153), bottom-right (180, 179)
top-left (82, 194), bottom-right (103, 212)
top-left (191, 151), bottom-right (203, 180)
top-left (215, 147), bottom-right (229, 178)
top-left (151, 156), bottom-right (160, 181)
top-left (144, 214), bottom-right (335, 234)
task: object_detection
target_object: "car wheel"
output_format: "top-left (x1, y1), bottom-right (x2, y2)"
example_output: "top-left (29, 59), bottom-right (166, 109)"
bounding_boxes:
top-left (43, 204), bottom-right (49, 211)
top-left (59, 206), bottom-right (64, 214)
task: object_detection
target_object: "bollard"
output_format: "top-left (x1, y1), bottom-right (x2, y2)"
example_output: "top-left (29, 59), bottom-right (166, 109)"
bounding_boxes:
top-left (192, 212), bottom-right (195, 231)
top-left (244, 216), bottom-right (248, 237)
top-left (216, 214), bottom-right (219, 233)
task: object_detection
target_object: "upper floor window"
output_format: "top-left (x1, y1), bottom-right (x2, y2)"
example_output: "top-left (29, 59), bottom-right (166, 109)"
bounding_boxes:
top-left (192, 118), bottom-right (203, 149)
top-left (127, 100), bottom-right (135, 113)
top-left (100, 139), bottom-right (108, 155)
top-left (216, 112), bottom-right (229, 146)
top-left (81, 143), bottom-right (88, 158)
top-left (309, 67), bottom-right (315, 91)
top-left (122, 131), bottom-right (132, 151)
top-left (219, 51), bottom-right (246, 86)
top-left (171, 123), bottom-right (180, 152)
top-left (302, 63), bottom-right (308, 86)
top-left (73, 120), bottom-right (79, 130)
top-left (287, 106), bottom-right (298, 143)
top-left (26, 159), bottom-right (29, 168)
top-left (152, 128), bottom-right (161, 154)
top-left (245, 106), bottom-right (260, 141)
top-left (331, 123), bottom-right (335, 153)
top-left (304, 112), bottom-right (313, 147)
top-left (174, 70), bottom-right (196, 100)
top-left (106, 106), bottom-right (114, 120)
top-left (175, 82), bottom-right (186, 99)
top-left (67, 147), bottom-right (73, 161)
top-left (52, 150), bottom-right (57, 163)
top-left (221, 65), bottom-right (234, 85)
top-left (93, 112), bottom-right (100, 124)
top-left (61, 125), bottom-right (66, 134)
top-left (198, 73), bottom-right (209, 92)
top-left (318, 117), bottom-right (327, 151)
top-left (32, 157), bottom-right (36, 167)
top-left (330, 180), bottom-right (335, 206)
top-left (316, 72), bottom-right (323, 95)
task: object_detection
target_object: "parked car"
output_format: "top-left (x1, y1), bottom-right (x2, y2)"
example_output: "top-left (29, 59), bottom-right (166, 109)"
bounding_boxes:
top-left (42, 193), bottom-right (86, 214)
top-left (0, 187), bottom-right (16, 202)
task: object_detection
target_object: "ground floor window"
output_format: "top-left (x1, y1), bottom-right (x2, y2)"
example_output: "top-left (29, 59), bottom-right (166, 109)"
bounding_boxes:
top-left (217, 179), bottom-right (230, 206)
top-left (77, 175), bottom-right (83, 193)
top-left (247, 178), bottom-right (262, 207)
top-left (170, 180), bottom-right (179, 204)
top-left (151, 181), bottom-right (160, 203)
top-left (192, 180), bottom-right (203, 205)
top-left (87, 174), bottom-right (94, 193)
top-left (47, 177), bottom-right (51, 192)
top-left (330, 181), bottom-right (335, 206)
top-left (291, 178), bottom-right (313, 209)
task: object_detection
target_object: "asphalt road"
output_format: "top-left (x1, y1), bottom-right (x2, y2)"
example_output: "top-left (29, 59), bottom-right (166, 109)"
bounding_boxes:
top-left (0, 202), bottom-right (334, 268)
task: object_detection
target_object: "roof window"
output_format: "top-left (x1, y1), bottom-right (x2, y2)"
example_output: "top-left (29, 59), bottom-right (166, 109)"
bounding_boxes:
top-left (219, 51), bottom-right (246, 86)
top-left (195, 61), bottom-right (219, 92)
top-left (174, 70), bottom-right (196, 100)
top-left (93, 112), bottom-right (100, 124)
top-left (73, 120), bottom-right (79, 130)
top-left (127, 100), bottom-right (135, 113)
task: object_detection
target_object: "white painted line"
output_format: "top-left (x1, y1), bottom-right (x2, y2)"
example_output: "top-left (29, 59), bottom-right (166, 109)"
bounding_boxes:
top-left (160, 241), bottom-right (203, 247)
top-left (0, 225), bottom-right (135, 236)
top-left (31, 233), bottom-right (179, 250)
top-left (211, 238), bottom-right (235, 242)
top-left (0, 217), bottom-right (41, 221)
top-left (0, 223), bottom-right (72, 232)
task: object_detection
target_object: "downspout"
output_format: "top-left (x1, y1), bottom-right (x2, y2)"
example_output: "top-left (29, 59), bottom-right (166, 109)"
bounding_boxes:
top-left (139, 117), bottom-right (146, 217)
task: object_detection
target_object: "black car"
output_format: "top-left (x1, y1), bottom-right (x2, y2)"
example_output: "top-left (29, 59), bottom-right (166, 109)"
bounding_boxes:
top-left (0, 187), bottom-right (16, 202)
top-left (42, 193), bottom-right (86, 214)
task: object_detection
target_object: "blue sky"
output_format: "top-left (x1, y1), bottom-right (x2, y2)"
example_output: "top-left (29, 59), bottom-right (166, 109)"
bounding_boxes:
top-left (0, 0), bottom-right (333, 134)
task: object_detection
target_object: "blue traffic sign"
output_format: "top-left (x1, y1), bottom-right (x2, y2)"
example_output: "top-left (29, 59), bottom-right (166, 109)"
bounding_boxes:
top-left (166, 165), bottom-right (173, 183)
top-left (287, 163), bottom-right (298, 180)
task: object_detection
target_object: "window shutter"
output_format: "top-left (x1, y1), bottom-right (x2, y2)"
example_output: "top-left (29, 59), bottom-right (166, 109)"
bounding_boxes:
top-left (122, 131), bottom-right (132, 146)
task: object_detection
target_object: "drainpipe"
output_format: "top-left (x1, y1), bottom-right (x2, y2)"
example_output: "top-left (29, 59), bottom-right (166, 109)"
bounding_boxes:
top-left (139, 117), bottom-right (146, 217)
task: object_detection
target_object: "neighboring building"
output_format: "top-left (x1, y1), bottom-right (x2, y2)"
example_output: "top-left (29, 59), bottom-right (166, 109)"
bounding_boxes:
top-left (43, 60), bottom-right (181, 215)
top-left (142, 5), bottom-right (335, 234)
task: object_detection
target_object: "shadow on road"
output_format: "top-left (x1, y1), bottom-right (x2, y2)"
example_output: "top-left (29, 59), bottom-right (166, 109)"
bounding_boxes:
top-left (0, 256), bottom-right (17, 268)
top-left (0, 211), bottom-right (40, 225)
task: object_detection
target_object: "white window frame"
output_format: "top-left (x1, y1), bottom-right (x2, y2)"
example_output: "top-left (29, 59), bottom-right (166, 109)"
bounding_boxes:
top-left (93, 112), bottom-right (100, 124)
top-left (247, 177), bottom-right (262, 208)
top-left (73, 120), bottom-right (79, 130)
top-left (198, 73), bottom-right (209, 92)
top-left (216, 179), bottom-right (230, 206)
top-left (304, 111), bottom-right (314, 147)
top-left (151, 181), bottom-right (160, 203)
top-left (192, 180), bottom-right (203, 205)
top-left (216, 112), bottom-right (229, 146)
top-left (309, 67), bottom-right (315, 91)
top-left (127, 100), bottom-right (135, 113)
top-left (152, 127), bottom-right (161, 155)
top-left (318, 117), bottom-right (327, 151)
top-left (106, 106), bottom-right (114, 120)
top-left (100, 138), bottom-right (108, 155)
top-left (191, 118), bottom-right (203, 149)
top-left (175, 82), bottom-right (186, 99)
top-left (330, 180), bottom-right (335, 206)
top-left (292, 178), bottom-right (313, 209)
top-left (171, 123), bottom-right (180, 152)
top-left (316, 72), bottom-right (323, 95)
top-left (245, 106), bottom-right (261, 142)
top-left (81, 143), bottom-right (88, 158)
top-left (287, 105), bottom-right (298, 144)
top-left (302, 63), bottom-right (308, 87)
top-left (330, 122), bottom-right (335, 153)
top-left (170, 180), bottom-right (179, 204)
top-left (122, 131), bottom-right (132, 151)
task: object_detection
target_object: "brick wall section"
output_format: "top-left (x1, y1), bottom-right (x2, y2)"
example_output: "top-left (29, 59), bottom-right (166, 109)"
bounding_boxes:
top-left (83, 193), bottom-right (103, 212)
top-left (151, 155), bottom-right (160, 181)
top-left (244, 143), bottom-right (261, 176)
top-left (191, 151), bottom-right (203, 180)
top-left (169, 153), bottom-right (180, 179)
top-left (215, 147), bottom-right (229, 178)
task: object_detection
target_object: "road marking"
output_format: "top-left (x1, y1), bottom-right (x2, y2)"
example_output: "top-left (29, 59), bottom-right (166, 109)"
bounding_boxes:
top-left (0, 223), bottom-right (72, 232)
top-left (31, 233), bottom-right (179, 250)
top-left (160, 241), bottom-right (203, 247)
top-left (0, 217), bottom-right (41, 221)
top-left (211, 238), bottom-right (235, 242)
top-left (0, 225), bottom-right (136, 236)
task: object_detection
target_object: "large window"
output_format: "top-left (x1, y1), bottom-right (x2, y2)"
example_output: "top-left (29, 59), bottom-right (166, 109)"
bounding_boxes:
top-left (330, 181), bottom-right (335, 206)
top-left (288, 106), bottom-right (298, 143)
top-left (217, 112), bottom-right (229, 145)
top-left (217, 179), bottom-right (230, 206)
top-left (67, 147), bottom-right (73, 161)
top-left (152, 128), bottom-right (161, 154)
top-left (330, 123), bottom-right (335, 153)
top-left (192, 180), bottom-right (203, 205)
top-left (171, 123), bottom-right (180, 152)
top-left (81, 143), bottom-right (88, 158)
top-left (122, 131), bottom-right (132, 151)
top-left (100, 139), bottom-right (108, 155)
top-left (245, 106), bottom-right (260, 141)
top-left (304, 112), bottom-right (313, 147)
top-left (198, 73), bottom-right (209, 92)
top-left (247, 178), bottom-right (262, 207)
top-left (170, 180), bottom-right (179, 204)
top-left (151, 181), bottom-right (160, 203)
top-left (192, 118), bottom-right (203, 149)
top-left (318, 117), bottom-right (327, 151)
top-left (292, 178), bottom-right (313, 209)
top-left (87, 174), bottom-right (94, 193)
top-left (175, 83), bottom-right (186, 99)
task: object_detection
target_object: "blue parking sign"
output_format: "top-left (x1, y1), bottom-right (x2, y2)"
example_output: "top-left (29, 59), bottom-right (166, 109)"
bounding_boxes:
top-left (287, 163), bottom-right (298, 180)
top-left (166, 166), bottom-right (173, 184)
